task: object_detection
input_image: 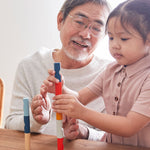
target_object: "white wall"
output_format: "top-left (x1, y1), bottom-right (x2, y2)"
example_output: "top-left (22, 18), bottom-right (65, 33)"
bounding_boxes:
top-left (0, 0), bottom-right (65, 127)
top-left (0, 0), bottom-right (125, 127)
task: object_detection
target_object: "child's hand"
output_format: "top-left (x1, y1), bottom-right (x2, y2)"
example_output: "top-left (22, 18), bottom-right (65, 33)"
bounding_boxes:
top-left (52, 94), bottom-right (85, 119)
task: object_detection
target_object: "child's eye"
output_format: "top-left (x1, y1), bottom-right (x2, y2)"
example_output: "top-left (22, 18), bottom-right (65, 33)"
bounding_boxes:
top-left (109, 37), bottom-right (114, 40)
top-left (121, 38), bottom-right (129, 41)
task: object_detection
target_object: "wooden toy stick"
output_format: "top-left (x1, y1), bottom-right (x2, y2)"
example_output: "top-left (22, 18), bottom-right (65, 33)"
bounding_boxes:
top-left (23, 98), bottom-right (30, 150)
top-left (54, 62), bottom-right (64, 150)
top-left (25, 134), bottom-right (30, 150)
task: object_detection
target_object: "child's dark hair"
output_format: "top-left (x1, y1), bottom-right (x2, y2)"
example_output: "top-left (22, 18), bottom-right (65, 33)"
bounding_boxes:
top-left (106, 0), bottom-right (150, 43)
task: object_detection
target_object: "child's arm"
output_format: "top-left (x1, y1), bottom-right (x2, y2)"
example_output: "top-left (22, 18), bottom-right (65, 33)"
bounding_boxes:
top-left (53, 92), bottom-right (150, 137)
top-left (42, 69), bottom-right (99, 105)
top-left (80, 109), bottom-right (149, 137)
top-left (62, 86), bottom-right (98, 105)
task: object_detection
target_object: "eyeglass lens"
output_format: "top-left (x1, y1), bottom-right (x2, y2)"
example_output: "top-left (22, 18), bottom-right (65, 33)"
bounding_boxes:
top-left (71, 15), bottom-right (103, 37)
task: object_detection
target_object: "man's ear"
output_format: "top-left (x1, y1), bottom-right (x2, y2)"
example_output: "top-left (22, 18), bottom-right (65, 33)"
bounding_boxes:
top-left (57, 12), bottom-right (64, 31)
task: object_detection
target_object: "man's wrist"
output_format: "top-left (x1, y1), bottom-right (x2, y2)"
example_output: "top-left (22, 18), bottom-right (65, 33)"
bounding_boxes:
top-left (77, 124), bottom-right (89, 139)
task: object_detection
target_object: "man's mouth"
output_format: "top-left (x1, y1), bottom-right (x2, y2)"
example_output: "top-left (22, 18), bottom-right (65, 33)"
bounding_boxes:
top-left (72, 40), bottom-right (88, 48)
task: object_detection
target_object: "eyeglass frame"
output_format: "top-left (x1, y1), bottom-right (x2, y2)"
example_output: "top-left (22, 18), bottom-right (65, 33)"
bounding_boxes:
top-left (68, 13), bottom-right (105, 37)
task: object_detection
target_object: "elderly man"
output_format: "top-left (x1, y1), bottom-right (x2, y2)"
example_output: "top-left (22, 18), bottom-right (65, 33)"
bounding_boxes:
top-left (5, 0), bottom-right (110, 141)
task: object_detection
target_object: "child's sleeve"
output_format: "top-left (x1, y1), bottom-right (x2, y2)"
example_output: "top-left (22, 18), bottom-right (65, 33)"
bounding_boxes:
top-left (131, 74), bottom-right (150, 117)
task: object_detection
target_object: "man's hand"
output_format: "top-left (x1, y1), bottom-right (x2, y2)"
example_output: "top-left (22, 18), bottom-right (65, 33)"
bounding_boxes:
top-left (31, 94), bottom-right (51, 124)
top-left (63, 117), bottom-right (89, 140)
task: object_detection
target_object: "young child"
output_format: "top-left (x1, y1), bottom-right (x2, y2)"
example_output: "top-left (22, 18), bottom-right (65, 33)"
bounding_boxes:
top-left (42, 0), bottom-right (150, 147)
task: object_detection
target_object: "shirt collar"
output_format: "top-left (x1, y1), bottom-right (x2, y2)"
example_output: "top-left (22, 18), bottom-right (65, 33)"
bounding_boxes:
top-left (118, 54), bottom-right (150, 78)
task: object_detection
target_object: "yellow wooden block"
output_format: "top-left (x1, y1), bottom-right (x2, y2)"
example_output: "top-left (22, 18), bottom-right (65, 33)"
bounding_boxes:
top-left (56, 113), bottom-right (62, 120)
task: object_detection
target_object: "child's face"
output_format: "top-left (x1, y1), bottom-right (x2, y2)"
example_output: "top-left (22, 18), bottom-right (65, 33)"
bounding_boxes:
top-left (107, 17), bottom-right (149, 66)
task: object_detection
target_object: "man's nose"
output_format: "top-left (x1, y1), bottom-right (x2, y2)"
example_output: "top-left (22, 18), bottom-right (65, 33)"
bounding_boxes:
top-left (78, 26), bottom-right (92, 39)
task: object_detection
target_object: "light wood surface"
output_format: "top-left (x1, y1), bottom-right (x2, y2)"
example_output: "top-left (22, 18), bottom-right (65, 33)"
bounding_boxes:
top-left (0, 128), bottom-right (149, 150)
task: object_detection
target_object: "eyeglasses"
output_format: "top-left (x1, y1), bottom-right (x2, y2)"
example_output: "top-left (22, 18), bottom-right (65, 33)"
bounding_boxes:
top-left (68, 14), bottom-right (104, 37)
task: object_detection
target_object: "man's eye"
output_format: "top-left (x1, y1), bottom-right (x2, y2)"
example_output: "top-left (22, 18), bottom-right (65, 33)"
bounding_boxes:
top-left (75, 20), bottom-right (85, 25)
top-left (92, 27), bottom-right (101, 32)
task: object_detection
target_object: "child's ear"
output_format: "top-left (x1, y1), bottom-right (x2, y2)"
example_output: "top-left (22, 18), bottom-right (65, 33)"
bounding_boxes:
top-left (57, 12), bottom-right (64, 31)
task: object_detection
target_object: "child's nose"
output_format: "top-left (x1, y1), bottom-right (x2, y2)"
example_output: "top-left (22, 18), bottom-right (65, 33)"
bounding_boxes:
top-left (112, 40), bottom-right (121, 50)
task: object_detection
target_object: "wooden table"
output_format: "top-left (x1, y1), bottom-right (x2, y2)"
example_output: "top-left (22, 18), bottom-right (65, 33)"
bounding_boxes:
top-left (0, 128), bottom-right (149, 150)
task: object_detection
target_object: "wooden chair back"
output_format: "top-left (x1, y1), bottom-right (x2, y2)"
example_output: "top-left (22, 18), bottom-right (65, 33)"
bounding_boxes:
top-left (0, 78), bottom-right (4, 127)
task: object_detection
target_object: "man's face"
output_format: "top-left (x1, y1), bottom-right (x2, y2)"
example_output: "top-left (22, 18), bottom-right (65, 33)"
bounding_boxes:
top-left (58, 3), bottom-right (109, 61)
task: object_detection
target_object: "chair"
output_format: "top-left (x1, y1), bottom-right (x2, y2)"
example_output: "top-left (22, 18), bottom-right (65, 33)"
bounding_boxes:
top-left (0, 78), bottom-right (4, 127)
